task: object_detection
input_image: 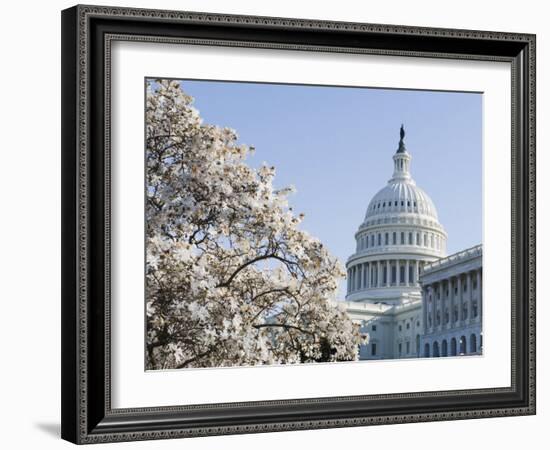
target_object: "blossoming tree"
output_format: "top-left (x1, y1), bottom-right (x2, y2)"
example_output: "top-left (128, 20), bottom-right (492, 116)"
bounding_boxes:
top-left (146, 79), bottom-right (363, 370)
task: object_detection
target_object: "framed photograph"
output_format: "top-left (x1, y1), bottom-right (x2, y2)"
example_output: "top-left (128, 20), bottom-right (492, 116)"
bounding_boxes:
top-left (61, 5), bottom-right (536, 444)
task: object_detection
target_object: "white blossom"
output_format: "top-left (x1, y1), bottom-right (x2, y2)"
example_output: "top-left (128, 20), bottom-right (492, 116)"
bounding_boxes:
top-left (145, 79), bottom-right (361, 370)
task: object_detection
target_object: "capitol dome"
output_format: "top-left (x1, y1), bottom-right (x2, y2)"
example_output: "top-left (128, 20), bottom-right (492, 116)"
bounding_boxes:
top-left (365, 181), bottom-right (438, 222)
top-left (346, 125), bottom-right (447, 303)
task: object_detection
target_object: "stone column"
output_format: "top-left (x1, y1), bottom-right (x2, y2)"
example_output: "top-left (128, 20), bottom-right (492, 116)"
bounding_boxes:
top-left (415, 260), bottom-right (420, 285)
top-left (377, 261), bottom-right (382, 287)
top-left (432, 285), bottom-right (436, 331)
top-left (405, 260), bottom-right (410, 286)
top-left (370, 263), bottom-right (374, 288)
top-left (478, 267), bottom-right (482, 321)
top-left (395, 259), bottom-right (401, 286)
top-left (457, 275), bottom-right (463, 322)
top-left (386, 260), bottom-right (390, 287)
top-left (422, 285), bottom-right (430, 334)
top-left (466, 271), bottom-right (472, 323)
top-left (449, 277), bottom-right (455, 329)
top-left (347, 269), bottom-right (351, 293)
top-left (439, 280), bottom-right (447, 326)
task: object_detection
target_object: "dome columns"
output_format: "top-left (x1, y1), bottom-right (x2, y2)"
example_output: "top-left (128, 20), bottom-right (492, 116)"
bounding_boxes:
top-left (347, 258), bottom-right (423, 294)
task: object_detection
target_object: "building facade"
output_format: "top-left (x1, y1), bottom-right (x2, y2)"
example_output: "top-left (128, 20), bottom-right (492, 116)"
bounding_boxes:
top-left (341, 126), bottom-right (482, 360)
top-left (419, 245), bottom-right (482, 357)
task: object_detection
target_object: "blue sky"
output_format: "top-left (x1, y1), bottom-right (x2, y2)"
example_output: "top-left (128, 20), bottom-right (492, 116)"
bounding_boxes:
top-left (163, 79), bottom-right (482, 299)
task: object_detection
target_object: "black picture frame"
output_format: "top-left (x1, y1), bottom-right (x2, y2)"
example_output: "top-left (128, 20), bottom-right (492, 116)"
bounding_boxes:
top-left (61, 4), bottom-right (536, 444)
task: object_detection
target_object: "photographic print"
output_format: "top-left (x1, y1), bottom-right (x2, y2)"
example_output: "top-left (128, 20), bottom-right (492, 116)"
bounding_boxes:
top-left (145, 78), bottom-right (483, 371)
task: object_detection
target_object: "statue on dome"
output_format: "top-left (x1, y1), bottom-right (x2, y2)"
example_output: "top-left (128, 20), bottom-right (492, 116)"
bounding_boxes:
top-left (397, 124), bottom-right (406, 153)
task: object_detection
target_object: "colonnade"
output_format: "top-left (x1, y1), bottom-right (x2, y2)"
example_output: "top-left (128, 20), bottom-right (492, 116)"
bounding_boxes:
top-left (347, 259), bottom-right (421, 293)
top-left (422, 268), bottom-right (482, 333)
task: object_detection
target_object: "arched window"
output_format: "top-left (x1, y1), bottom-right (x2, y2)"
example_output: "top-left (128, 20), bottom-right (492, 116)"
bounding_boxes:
top-left (441, 340), bottom-right (448, 357)
top-left (470, 334), bottom-right (477, 353)
top-left (450, 338), bottom-right (457, 356)
top-left (424, 343), bottom-right (430, 357)
top-left (459, 336), bottom-right (467, 355)
top-left (433, 341), bottom-right (440, 357)
top-left (416, 335), bottom-right (420, 357)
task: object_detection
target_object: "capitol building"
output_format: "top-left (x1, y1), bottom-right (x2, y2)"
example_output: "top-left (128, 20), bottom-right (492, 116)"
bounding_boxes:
top-left (341, 126), bottom-right (482, 360)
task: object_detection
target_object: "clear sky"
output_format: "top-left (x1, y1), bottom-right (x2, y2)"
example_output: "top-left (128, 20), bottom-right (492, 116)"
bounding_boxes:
top-left (167, 79), bottom-right (482, 298)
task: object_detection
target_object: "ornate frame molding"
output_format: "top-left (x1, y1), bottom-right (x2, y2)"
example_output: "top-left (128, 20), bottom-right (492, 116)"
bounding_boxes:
top-left (61, 4), bottom-right (536, 444)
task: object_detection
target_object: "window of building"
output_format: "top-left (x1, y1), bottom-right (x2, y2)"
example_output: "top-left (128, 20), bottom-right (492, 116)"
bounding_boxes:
top-left (416, 321), bottom-right (420, 327)
top-left (473, 278), bottom-right (478, 289)
top-left (401, 232), bottom-right (405, 244)
top-left (371, 343), bottom-right (377, 356)
top-left (408, 232), bottom-right (413, 244)
top-left (406, 322), bottom-right (410, 330)
top-left (398, 343), bottom-right (402, 354)
top-left (424, 234), bottom-right (427, 246)
top-left (406, 342), bottom-right (410, 354)
top-left (371, 235), bottom-right (375, 247)
top-left (372, 325), bottom-right (377, 332)
top-left (392, 232), bottom-right (397, 244)
top-left (385, 233), bottom-right (389, 245)
top-left (416, 233), bottom-right (420, 245)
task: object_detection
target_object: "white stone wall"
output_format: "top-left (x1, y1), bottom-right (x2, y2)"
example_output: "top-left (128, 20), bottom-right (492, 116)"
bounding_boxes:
top-left (419, 245), bottom-right (483, 358)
